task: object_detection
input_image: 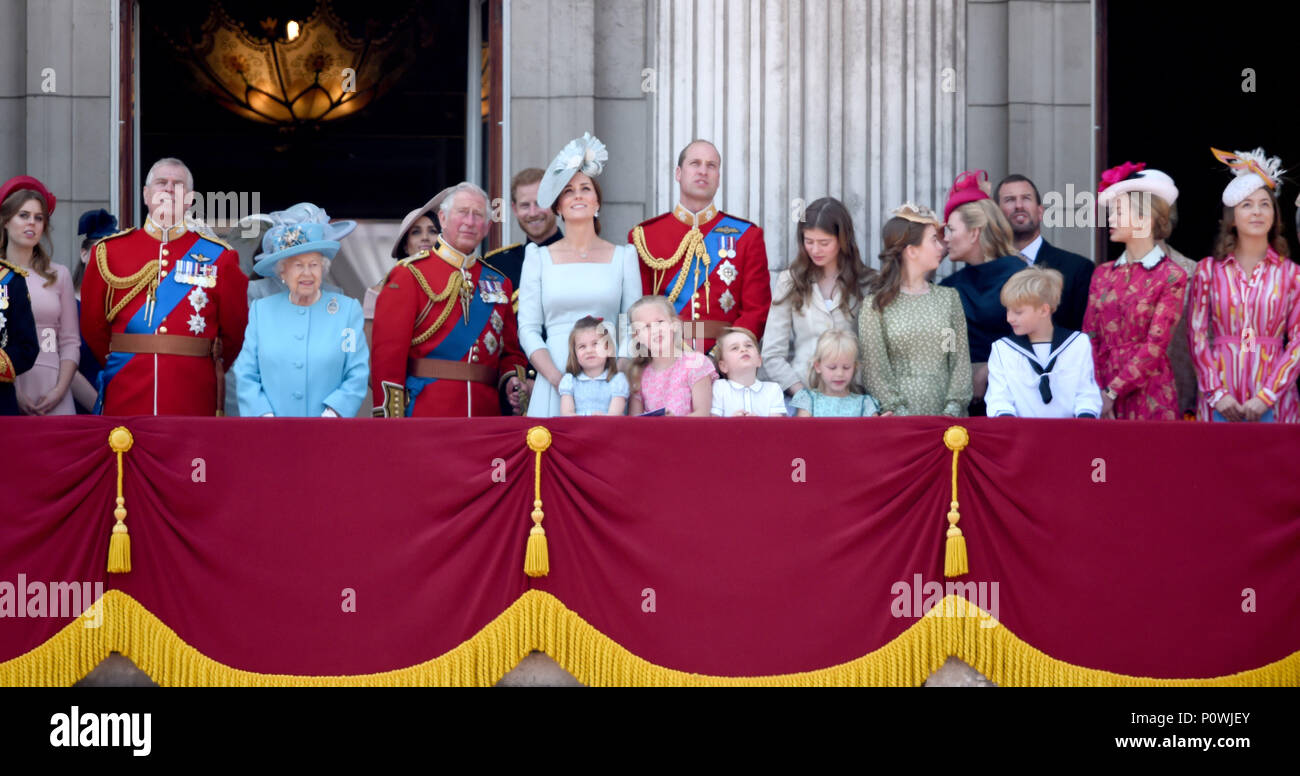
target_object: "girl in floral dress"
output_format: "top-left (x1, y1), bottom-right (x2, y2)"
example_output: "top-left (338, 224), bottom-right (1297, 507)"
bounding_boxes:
top-left (1085, 163), bottom-right (1187, 420)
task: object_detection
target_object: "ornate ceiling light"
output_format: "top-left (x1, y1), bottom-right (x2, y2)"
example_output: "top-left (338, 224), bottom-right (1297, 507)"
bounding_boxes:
top-left (163, 1), bottom-right (431, 128)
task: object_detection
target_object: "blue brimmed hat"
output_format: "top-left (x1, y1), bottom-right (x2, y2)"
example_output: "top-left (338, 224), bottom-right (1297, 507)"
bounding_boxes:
top-left (247, 203), bottom-right (356, 278)
top-left (536, 132), bottom-right (608, 210)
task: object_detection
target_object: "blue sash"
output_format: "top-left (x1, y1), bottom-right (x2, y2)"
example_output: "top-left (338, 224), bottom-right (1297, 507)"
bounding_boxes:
top-left (404, 266), bottom-right (499, 415)
top-left (94, 237), bottom-right (224, 414)
top-left (665, 216), bottom-right (751, 316)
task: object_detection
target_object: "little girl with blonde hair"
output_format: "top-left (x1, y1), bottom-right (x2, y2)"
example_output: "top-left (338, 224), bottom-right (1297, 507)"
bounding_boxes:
top-left (626, 295), bottom-right (716, 416)
top-left (792, 330), bottom-right (887, 417)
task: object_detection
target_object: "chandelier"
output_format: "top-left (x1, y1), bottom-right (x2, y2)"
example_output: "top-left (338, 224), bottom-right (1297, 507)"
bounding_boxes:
top-left (164, 1), bottom-right (431, 128)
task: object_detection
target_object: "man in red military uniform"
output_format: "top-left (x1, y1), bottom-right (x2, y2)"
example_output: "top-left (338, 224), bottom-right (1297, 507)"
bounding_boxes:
top-left (371, 182), bottom-right (528, 417)
top-left (81, 158), bottom-right (248, 415)
top-left (629, 139), bottom-right (771, 354)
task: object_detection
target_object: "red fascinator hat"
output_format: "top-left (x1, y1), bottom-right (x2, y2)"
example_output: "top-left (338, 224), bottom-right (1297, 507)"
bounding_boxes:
top-left (0, 175), bottom-right (57, 216)
top-left (943, 170), bottom-right (990, 222)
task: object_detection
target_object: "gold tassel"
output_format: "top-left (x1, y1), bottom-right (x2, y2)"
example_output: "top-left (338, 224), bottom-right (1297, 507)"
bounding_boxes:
top-left (524, 426), bottom-right (553, 577)
top-left (943, 426), bottom-right (969, 578)
top-left (107, 427), bottom-right (134, 574)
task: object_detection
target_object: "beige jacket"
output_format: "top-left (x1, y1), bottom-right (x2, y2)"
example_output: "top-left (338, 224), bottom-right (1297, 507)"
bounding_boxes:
top-left (760, 270), bottom-right (863, 392)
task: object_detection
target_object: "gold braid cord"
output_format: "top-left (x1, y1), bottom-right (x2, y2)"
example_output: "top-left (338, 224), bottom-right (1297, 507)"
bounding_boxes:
top-left (406, 263), bottom-right (465, 347)
top-left (96, 241), bottom-right (159, 322)
top-left (632, 225), bottom-right (710, 303)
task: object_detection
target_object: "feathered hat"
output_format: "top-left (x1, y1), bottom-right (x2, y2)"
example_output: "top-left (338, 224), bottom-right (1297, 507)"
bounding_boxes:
top-left (1097, 161), bottom-right (1178, 206)
top-left (1211, 147), bottom-right (1284, 207)
top-left (245, 203), bottom-right (357, 278)
top-left (536, 132), bottom-right (609, 210)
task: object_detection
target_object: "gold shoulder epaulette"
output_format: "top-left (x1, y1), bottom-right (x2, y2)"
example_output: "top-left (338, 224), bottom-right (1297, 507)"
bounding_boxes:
top-left (478, 257), bottom-right (507, 281)
top-left (397, 249), bottom-right (430, 267)
top-left (0, 257), bottom-right (28, 276)
top-left (202, 233), bottom-right (234, 251)
top-left (97, 227), bottom-right (135, 244)
top-left (484, 243), bottom-right (521, 259)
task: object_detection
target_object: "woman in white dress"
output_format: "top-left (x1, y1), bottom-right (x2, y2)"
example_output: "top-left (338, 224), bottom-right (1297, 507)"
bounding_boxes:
top-left (519, 133), bottom-right (641, 417)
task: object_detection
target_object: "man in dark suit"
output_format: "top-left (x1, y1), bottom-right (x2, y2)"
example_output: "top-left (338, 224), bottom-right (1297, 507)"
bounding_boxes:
top-left (995, 174), bottom-right (1094, 331)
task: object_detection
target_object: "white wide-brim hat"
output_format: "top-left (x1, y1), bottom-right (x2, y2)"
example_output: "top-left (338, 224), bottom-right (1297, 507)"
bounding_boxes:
top-left (1098, 167), bottom-right (1178, 207)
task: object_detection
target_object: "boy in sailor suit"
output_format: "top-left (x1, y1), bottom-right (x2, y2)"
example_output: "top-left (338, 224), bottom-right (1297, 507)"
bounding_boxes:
top-left (986, 267), bottom-right (1102, 419)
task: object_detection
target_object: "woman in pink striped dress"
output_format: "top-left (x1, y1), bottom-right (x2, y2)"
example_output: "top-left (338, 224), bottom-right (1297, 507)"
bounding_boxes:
top-left (1189, 148), bottom-right (1300, 423)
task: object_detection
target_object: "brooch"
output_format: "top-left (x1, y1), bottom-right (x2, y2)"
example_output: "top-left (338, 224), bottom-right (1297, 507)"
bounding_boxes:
top-left (326, 297), bottom-right (339, 315)
top-left (719, 289), bottom-right (736, 314)
top-left (717, 259), bottom-right (738, 286)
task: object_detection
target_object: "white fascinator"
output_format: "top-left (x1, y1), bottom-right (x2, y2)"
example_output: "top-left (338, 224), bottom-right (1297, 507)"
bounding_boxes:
top-left (536, 132), bottom-right (609, 210)
top-left (1212, 147), bottom-right (1285, 207)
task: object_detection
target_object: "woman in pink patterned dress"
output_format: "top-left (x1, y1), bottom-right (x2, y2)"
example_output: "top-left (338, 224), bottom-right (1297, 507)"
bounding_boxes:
top-left (1084, 163), bottom-right (1187, 420)
top-left (1189, 148), bottom-right (1300, 423)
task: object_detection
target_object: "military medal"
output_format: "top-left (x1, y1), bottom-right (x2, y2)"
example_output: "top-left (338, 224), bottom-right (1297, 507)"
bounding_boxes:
top-left (483, 330), bottom-right (499, 355)
top-left (0, 285), bottom-right (8, 310)
top-left (327, 296), bottom-right (339, 315)
top-left (187, 313), bottom-right (207, 334)
top-left (490, 310), bottom-right (504, 333)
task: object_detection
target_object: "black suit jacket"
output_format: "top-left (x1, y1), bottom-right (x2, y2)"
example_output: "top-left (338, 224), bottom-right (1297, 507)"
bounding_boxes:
top-left (1034, 239), bottom-right (1095, 332)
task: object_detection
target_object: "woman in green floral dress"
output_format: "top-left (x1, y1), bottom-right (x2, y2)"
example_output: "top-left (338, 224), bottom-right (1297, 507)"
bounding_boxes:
top-left (858, 204), bottom-right (972, 417)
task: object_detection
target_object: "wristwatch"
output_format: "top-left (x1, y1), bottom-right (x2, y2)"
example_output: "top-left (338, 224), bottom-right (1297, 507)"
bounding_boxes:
top-left (1103, 387), bottom-right (1118, 401)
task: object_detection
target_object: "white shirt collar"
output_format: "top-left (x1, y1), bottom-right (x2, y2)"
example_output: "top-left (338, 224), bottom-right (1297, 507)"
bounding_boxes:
top-left (575, 370), bottom-right (609, 382)
top-left (1115, 245), bottom-right (1164, 270)
top-left (724, 378), bottom-right (763, 393)
top-left (1020, 234), bottom-right (1044, 264)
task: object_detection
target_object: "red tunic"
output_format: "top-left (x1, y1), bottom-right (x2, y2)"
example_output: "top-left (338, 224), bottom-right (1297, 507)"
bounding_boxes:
top-left (629, 204), bottom-right (772, 354)
top-left (80, 226), bottom-right (248, 416)
top-left (370, 245), bottom-right (526, 417)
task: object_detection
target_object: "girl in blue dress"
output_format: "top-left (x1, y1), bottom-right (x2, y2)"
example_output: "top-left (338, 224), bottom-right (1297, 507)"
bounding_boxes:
top-left (791, 330), bottom-right (888, 417)
top-left (558, 315), bottom-right (629, 416)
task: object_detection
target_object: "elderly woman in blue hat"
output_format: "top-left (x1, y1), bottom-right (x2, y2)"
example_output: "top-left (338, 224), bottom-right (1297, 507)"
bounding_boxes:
top-left (233, 203), bottom-right (369, 417)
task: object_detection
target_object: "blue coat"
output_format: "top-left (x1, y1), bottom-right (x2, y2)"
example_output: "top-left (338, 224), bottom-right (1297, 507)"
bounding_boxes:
top-left (233, 291), bottom-right (369, 417)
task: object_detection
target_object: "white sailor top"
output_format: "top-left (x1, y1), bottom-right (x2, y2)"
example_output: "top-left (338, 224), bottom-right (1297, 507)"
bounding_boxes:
top-left (986, 328), bottom-right (1103, 418)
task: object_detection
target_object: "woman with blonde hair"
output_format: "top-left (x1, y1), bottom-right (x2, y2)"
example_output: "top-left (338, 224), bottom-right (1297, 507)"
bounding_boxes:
top-left (939, 170), bottom-right (1029, 412)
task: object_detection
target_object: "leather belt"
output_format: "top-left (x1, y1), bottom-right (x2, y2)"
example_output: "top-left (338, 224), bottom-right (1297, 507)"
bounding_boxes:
top-left (111, 332), bottom-right (215, 357)
top-left (408, 358), bottom-right (496, 385)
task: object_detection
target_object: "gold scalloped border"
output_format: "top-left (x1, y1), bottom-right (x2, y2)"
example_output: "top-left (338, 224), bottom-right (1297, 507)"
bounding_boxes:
top-left (1, 590), bottom-right (1296, 686)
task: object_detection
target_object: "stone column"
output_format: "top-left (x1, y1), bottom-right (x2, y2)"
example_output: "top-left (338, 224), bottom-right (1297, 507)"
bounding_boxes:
top-left (966, 0), bottom-right (1094, 259)
top-left (16, 0), bottom-right (114, 269)
top-left (650, 0), bottom-right (966, 270)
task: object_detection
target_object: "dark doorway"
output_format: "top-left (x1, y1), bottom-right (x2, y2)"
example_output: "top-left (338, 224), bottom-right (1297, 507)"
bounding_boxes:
top-left (1104, 2), bottom-right (1300, 262)
top-left (138, 0), bottom-right (468, 222)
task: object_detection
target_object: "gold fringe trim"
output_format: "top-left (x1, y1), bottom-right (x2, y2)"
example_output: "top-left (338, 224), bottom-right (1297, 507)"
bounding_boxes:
top-left (1, 591), bottom-right (1297, 686)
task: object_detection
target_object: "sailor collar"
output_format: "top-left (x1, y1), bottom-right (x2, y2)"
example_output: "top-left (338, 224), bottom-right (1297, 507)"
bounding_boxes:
top-left (672, 202), bottom-right (719, 228)
top-left (1004, 327), bottom-right (1080, 364)
top-left (1114, 245), bottom-right (1164, 270)
top-left (144, 217), bottom-right (187, 242)
top-left (433, 237), bottom-right (476, 270)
